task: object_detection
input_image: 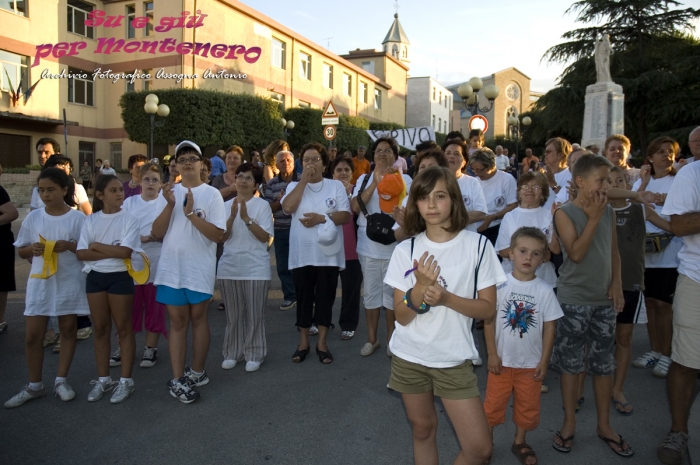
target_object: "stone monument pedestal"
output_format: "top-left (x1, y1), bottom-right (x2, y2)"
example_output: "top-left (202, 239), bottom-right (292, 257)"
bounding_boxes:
top-left (581, 82), bottom-right (624, 149)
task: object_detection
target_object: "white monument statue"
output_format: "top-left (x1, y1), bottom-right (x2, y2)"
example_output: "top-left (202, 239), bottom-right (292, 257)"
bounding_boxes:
top-left (594, 34), bottom-right (612, 83)
top-left (582, 33), bottom-right (624, 148)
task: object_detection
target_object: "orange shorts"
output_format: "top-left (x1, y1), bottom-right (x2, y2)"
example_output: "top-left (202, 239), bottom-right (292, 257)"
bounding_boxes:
top-left (483, 367), bottom-right (541, 431)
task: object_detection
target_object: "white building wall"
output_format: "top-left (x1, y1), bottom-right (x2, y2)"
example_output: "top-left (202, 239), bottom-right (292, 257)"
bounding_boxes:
top-left (406, 77), bottom-right (451, 133)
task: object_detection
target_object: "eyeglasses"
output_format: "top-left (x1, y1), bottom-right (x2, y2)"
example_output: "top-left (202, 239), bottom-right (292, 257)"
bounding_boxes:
top-left (235, 174), bottom-right (255, 182)
top-left (375, 149), bottom-right (393, 155)
top-left (142, 178), bottom-right (161, 184)
top-left (520, 185), bottom-right (541, 191)
top-left (176, 157), bottom-right (201, 164)
top-left (303, 156), bottom-right (321, 164)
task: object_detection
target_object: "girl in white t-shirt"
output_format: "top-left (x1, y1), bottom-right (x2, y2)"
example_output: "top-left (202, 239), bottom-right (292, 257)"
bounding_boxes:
top-left (495, 172), bottom-right (561, 289)
top-left (5, 169), bottom-right (89, 408)
top-left (217, 164), bottom-right (274, 373)
top-left (384, 166), bottom-right (506, 464)
top-left (151, 141), bottom-right (226, 404)
top-left (76, 174), bottom-right (141, 404)
top-left (122, 162), bottom-right (168, 369)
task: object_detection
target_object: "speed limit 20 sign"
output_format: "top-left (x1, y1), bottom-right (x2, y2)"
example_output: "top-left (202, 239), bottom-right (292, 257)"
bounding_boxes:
top-left (324, 125), bottom-right (336, 141)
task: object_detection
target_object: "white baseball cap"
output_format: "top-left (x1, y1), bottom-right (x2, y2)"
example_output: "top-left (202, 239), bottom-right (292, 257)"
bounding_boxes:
top-left (175, 140), bottom-right (202, 157)
top-left (317, 217), bottom-right (342, 256)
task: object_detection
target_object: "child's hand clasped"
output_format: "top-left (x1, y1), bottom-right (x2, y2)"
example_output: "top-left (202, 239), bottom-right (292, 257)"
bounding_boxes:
top-left (534, 361), bottom-right (547, 381)
top-left (31, 242), bottom-right (45, 257)
top-left (413, 252), bottom-right (440, 287)
top-left (423, 284), bottom-right (447, 307)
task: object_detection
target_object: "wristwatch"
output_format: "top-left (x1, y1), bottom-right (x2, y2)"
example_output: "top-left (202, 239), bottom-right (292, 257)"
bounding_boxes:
top-left (246, 219), bottom-right (256, 227)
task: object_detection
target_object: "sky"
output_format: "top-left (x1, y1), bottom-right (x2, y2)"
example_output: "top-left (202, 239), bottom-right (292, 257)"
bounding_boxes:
top-left (250, 0), bottom-right (700, 93)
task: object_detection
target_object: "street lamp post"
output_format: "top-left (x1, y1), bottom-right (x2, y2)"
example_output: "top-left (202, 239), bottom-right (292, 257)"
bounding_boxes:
top-left (456, 77), bottom-right (499, 115)
top-left (280, 118), bottom-right (295, 141)
top-left (143, 94), bottom-right (169, 159)
top-left (507, 115), bottom-right (532, 171)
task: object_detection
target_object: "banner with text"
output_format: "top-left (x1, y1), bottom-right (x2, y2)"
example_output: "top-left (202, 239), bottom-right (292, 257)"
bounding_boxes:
top-left (366, 127), bottom-right (435, 151)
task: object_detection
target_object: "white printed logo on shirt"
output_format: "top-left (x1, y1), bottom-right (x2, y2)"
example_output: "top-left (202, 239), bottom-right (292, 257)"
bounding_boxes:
top-left (462, 195), bottom-right (472, 207)
top-left (495, 196), bottom-right (506, 208)
top-left (194, 208), bottom-right (207, 220)
top-left (326, 198), bottom-right (337, 209)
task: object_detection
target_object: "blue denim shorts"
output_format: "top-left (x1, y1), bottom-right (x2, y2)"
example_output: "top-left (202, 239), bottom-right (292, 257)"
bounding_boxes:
top-left (156, 285), bottom-right (212, 306)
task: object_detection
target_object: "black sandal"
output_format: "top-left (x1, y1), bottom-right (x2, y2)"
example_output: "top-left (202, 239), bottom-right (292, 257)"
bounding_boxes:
top-left (217, 303), bottom-right (225, 311)
top-left (598, 433), bottom-right (634, 457)
top-left (316, 345), bottom-right (333, 364)
top-left (292, 348), bottom-right (309, 363)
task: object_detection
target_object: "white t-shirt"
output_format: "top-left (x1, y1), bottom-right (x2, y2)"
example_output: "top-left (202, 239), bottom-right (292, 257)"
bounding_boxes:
top-left (154, 183), bottom-right (226, 295)
top-left (494, 273), bottom-right (563, 369)
top-left (496, 154), bottom-right (510, 171)
top-left (457, 175), bottom-right (488, 233)
top-left (77, 209), bottom-right (141, 273)
top-left (31, 184), bottom-right (89, 210)
top-left (217, 196), bottom-right (274, 281)
top-left (282, 178), bottom-right (350, 270)
top-left (632, 175), bottom-right (682, 268)
top-left (494, 207), bottom-right (557, 288)
top-left (554, 169), bottom-right (572, 204)
top-left (352, 173), bottom-right (413, 260)
top-left (14, 208), bottom-right (90, 316)
top-left (123, 194), bottom-right (168, 284)
top-left (662, 161), bottom-right (700, 283)
top-left (475, 170), bottom-right (517, 229)
top-left (384, 230), bottom-right (507, 368)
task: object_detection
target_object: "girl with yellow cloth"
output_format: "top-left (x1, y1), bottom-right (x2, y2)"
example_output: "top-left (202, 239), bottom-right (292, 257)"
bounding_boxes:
top-left (5, 169), bottom-right (89, 408)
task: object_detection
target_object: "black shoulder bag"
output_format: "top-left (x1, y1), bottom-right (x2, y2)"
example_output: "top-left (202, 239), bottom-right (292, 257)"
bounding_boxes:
top-left (357, 174), bottom-right (396, 245)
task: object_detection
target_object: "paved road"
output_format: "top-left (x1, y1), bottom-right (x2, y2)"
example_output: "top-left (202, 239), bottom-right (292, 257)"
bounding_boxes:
top-left (1, 210), bottom-right (697, 464)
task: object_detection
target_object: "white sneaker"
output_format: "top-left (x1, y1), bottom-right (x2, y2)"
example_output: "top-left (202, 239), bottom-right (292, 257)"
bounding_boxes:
top-left (4, 385), bottom-right (46, 408)
top-left (87, 378), bottom-right (116, 402)
top-left (633, 351), bottom-right (660, 369)
top-left (472, 355), bottom-right (483, 366)
top-left (140, 347), bottom-right (157, 368)
top-left (245, 361), bottom-right (261, 372)
top-left (54, 381), bottom-right (75, 402)
top-left (110, 380), bottom-right (134, 404)
top-left (222, 359), bottom-right (236, 370)
top-left (309, 325), bottom-right (319, 336)
top-left (653, 355), bottom-right (672, 378)
top-left (360, 341), bottom-right (380, 356)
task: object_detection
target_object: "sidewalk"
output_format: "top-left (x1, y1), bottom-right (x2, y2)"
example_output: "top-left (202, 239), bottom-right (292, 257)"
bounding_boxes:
top-left (690, 393), bottom-right (700, 463)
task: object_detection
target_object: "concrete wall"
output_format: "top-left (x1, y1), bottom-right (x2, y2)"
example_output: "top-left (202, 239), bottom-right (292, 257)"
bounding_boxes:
top-left (406, 77), bottom-right (450, 132)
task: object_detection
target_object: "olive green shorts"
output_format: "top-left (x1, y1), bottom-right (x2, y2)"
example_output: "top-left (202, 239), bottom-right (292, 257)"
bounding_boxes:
top-left (389, 355), bottom-right (480, 400)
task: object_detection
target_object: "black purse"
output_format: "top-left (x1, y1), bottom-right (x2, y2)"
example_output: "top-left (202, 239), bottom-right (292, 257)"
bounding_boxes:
top-left (357, 174), bottom-right (396, 245)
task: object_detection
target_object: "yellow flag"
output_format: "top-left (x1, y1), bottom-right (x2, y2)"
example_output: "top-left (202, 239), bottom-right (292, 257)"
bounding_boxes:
top-left (30, 235), bottom-right (58, 279)
top-left (124, 252), bottom-right (150, 285)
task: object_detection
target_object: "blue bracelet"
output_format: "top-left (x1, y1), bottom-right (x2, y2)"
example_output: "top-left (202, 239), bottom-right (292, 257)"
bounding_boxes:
top-left (403, 287), bottom-right (430, 314)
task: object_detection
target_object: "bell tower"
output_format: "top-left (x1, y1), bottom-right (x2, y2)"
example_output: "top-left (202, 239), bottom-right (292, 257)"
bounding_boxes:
top-left (382, 13), bottom-right (410, 65)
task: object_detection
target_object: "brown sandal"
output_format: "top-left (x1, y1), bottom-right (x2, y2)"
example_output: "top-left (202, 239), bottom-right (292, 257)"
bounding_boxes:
top-left (512, 443), bottom-right (537, 465)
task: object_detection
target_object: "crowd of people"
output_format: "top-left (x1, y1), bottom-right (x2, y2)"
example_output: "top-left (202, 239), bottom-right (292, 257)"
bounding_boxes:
top-left (0, 127), bottom-right (699, 465)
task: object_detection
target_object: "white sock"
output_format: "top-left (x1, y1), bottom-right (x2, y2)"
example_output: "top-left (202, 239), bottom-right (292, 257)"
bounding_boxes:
top-left (99, 376), bottom-right (111, 384)
top-left (29, 382), bottom-right (44, 391)
top-left (190, 368), bottom-right (203, 376)
top-left (120, 377), bottom-right (133, 385)
top-left (54, 377), bottom-right (66, 386)
top-left (652, 351), bottom-right (662, 357)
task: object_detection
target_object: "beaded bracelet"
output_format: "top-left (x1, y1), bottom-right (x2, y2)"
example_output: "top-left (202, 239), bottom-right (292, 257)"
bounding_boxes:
top-left (404, 287), bottom-right (430, 315)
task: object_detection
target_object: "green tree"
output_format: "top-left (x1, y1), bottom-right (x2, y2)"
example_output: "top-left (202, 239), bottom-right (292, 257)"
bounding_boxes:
top-left (119, 89), bottom-right (284, 149)
top-left (528, 0), bottom-right (699, 151)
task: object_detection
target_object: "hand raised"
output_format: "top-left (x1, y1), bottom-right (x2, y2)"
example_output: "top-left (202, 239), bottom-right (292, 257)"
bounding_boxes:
top-left (413, 251), bottom-right (439, 287)
top-left (581, 189), bottom-right (607, 220)
top-left (162, 182), bottom-right (175, 205)
top-left (183, 188), bottom-right (194, 216)
top-left (392, 205), bottom-right (405, 228)
top-left (237, 196), bottom-right (249, 221)
top-left (640, 164), bottom-right (652, 184)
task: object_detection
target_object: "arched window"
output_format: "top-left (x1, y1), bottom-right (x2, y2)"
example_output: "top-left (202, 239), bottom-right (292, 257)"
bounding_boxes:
top-left (402, 46), bottom-right (408, 59)
top-left (391, 44), bottom-right (399, 58)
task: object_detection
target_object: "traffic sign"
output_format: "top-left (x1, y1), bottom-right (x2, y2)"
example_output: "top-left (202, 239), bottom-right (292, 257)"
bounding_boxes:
top-left (322, 100), bottom-right (339, 125)
top-left (323, 125), bottom-right (336, 141)
top-left (468, 115), bottom-right (489, 133)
